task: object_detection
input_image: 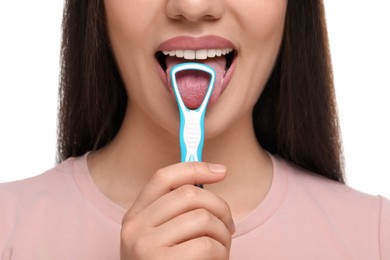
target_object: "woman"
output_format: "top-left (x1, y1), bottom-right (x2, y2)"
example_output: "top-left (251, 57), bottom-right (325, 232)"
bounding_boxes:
top-left (1, 0), bottom-right (389, 259)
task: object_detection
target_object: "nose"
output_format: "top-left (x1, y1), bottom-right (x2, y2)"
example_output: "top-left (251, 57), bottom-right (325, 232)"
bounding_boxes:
top-left (166, 0), bottom-right (224, 23)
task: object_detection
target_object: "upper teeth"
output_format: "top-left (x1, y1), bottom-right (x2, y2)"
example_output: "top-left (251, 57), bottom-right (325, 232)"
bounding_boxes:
top-left (162, 48), bottom-right (233, 60)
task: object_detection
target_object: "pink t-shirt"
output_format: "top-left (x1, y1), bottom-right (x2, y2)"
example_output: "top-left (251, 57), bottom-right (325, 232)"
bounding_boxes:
top-left (1, 154), bottom-right (389, 259)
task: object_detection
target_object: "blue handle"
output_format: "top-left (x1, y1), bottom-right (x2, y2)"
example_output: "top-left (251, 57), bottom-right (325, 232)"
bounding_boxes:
top-left (169, 62), bottom-right (216, 163)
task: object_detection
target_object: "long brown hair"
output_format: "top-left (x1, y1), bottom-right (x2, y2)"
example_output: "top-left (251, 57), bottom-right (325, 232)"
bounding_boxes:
top-left (58, 0), bottom-right (345, 183)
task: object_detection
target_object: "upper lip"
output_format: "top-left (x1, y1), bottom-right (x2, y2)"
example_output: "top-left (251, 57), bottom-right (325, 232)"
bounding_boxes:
top-left (156, 36), bottom-right (235, 52)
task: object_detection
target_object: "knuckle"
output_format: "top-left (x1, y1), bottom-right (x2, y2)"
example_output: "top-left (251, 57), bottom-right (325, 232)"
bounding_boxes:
top-left (121, 221), bottom-right (142, 252)
top-left (216, 248), bottom-right (229, 260)
top-left (120, 220), bottom-right (135, 241)
top-left (131, 233), bottom-right (157, 258)
top-left (197, 237), bottom-right (228, 259)
top-left (198, 236), bottom-right (215, 253)
top-left (120, 214), bottom-right (150, 248)
top-left (185, 161), bottom-right (207, 175)
top-left (153, 168), bottom-right (169, 183)
top-left (178, 184), bottom-right (199, 200)
top-left (219, 199), bottom-right (233, 223)
top-left (223, 231), bottom-right (233, 250)
top-left (186, 161), bottom-right (199, 173)
top-left (121, 210), bottom-right (136, 225)
top-left (132, 236), bottom-right (150, 256)
top-left (121, 208), bottom-right (143, 229)
top-left (196, 209), bottom-right (214, 226)
top-left (219, 198), bottom-right (230, 215)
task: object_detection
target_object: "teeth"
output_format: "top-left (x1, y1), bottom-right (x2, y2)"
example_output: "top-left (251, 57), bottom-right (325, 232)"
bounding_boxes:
top-left (176, 50), bottom-right (184, 58)
top-left (184, 50), bottom-right (196, 59)
top-left (195, 50), bottom-right (208, 60)
top-left (162, 48), bottom-right (233, 60)
top-left (207, 49), bottom-right (216, 58)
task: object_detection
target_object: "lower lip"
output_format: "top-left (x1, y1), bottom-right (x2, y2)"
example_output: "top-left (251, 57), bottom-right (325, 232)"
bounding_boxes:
top-left (156, 57), bottom-right (237, 106)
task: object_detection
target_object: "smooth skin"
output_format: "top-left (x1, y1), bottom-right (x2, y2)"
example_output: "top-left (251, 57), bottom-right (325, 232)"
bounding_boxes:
top-left (89, 0), bottom-right (287, 258)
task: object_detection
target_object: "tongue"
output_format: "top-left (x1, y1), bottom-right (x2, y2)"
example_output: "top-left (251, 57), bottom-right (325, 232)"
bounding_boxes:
top-left (166, 56), bottom-right (226, 109)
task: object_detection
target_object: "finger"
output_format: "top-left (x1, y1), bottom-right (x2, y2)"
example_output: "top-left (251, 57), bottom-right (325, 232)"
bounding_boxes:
top-left (127, 162), bottom-right (227, 218)
top-left (152, 208), bottom-right (232, 248)
top-left (165, 236), bottom-right (229, 260)
top-left (140, 184), bottom-right (235, 234)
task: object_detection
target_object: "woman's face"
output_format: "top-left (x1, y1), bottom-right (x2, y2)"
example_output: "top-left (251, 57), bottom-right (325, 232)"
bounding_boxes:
top-left (105, 0), bottom-right (287, 138)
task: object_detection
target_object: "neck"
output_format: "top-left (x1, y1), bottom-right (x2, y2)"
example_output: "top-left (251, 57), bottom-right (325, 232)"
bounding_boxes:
top-left (88, 107), bottom-right (273, 220)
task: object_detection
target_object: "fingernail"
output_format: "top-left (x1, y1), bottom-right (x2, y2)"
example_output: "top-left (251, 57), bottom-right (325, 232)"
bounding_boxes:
top-left (208, 163), bottom-right (227, 173)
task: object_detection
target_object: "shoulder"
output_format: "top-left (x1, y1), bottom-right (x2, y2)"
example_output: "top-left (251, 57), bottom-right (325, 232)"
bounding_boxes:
top-left (276, 156), bottom-right (383, 210)
top-left (379, 195), bottom-right (390, 259)
top-left (0, 157), bottom-right (80, 249)
top-left (275, 156), bottom-right (390, 257)
top-left (0, 157), bottom-right (80, 218)
top-left (0, 157), bottom-right (77, 200)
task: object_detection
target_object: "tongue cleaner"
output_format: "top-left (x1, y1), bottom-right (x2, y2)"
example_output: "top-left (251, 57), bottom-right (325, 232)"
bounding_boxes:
top-left (170, 62), bottom-right (216, 188)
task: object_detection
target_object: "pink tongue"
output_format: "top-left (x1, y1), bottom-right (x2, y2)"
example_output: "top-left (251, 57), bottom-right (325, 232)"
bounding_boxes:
top-left (166, 57), bottom-right (226, 109)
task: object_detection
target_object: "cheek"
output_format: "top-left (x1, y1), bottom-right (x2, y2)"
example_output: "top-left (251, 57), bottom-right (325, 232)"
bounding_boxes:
top-left (103, 1), bottom-right (178, 132)
top-left (104, 0), bottom-right (158, 36)
top-left (242, 0), bottom-right (287, 49)
top-left (103, 1), bottom-right (162, 96)
top-left (104, 0), bottom-right (149, 78)
top-left (242, 1), bottom-right (287, 79)
top-left (104, 0), bottom-right (162, 63)
top-left (228, 1), bottom-right (287, 110)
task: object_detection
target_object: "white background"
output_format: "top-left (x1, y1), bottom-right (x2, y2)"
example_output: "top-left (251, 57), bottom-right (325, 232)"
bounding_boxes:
top-left (0, 1), bottom-right (389, 198)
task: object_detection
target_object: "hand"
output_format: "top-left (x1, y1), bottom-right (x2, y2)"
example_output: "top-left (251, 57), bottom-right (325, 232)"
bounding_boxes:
top-left (120, 162), bottom-right (235, 260)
